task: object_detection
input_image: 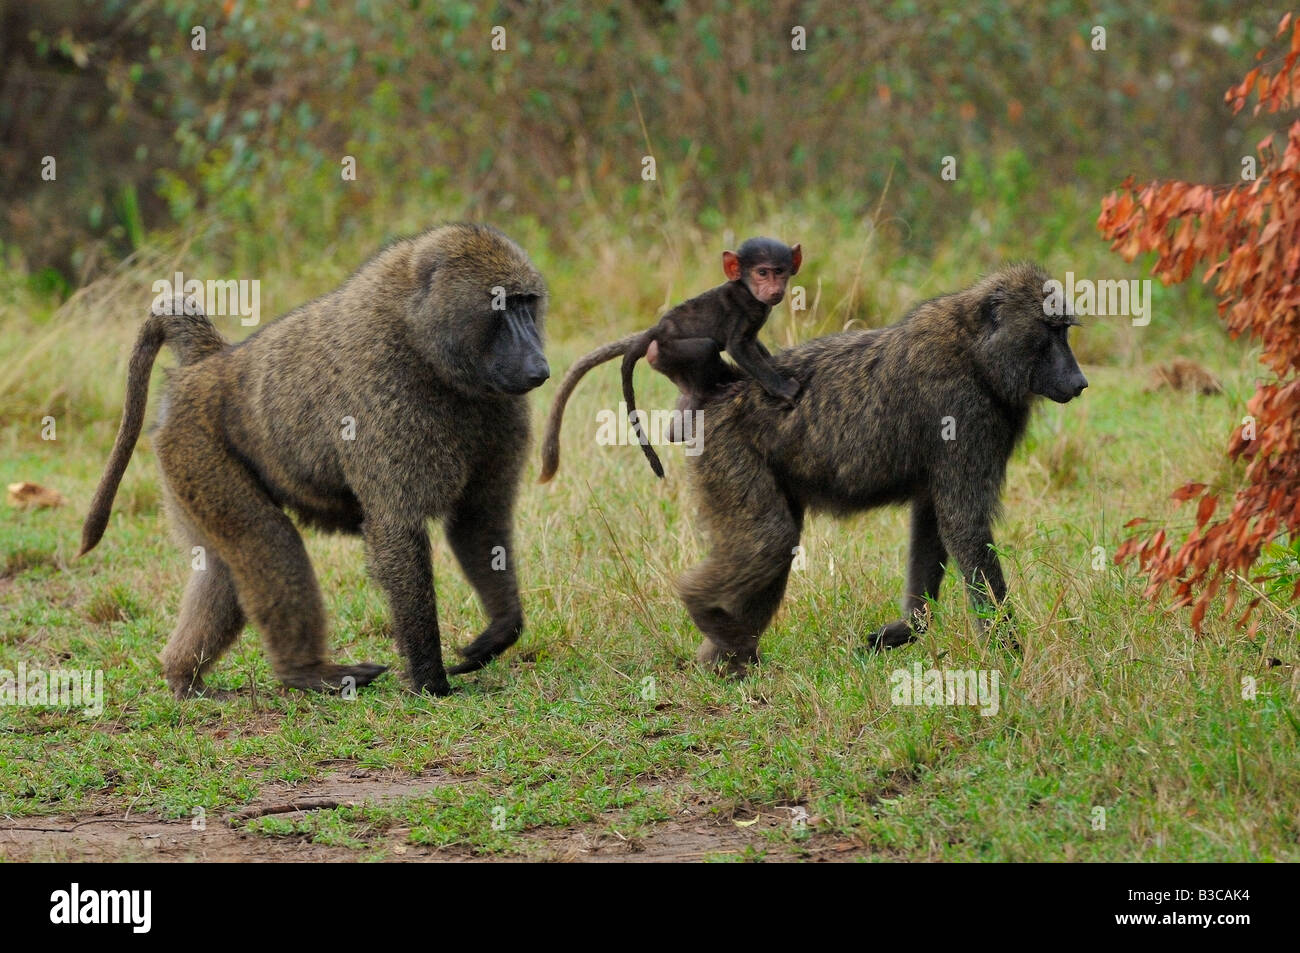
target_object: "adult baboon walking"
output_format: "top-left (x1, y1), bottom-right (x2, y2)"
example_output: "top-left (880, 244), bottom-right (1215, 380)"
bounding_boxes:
top-left (80, 224), bottom-right (549, 698)
top-left (668, 263), bottom-right (1087, 674)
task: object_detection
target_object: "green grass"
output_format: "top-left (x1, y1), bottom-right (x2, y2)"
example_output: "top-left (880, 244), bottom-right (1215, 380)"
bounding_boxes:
top-left (1, 210), bottom-right (1296, 861)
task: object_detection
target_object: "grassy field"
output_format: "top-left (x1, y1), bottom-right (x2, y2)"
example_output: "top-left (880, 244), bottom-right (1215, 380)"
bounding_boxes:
top-left (1, 215), bottom-right (1297, 861)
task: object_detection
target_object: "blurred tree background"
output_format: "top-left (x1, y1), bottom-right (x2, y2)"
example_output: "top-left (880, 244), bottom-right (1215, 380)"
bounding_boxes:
top-left (0, 0), bottom-right (1286, 288)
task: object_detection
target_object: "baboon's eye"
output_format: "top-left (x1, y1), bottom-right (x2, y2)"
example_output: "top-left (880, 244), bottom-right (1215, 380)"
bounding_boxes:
top-left (507, 294), bottom-right (539, 320)
top-left (981, 295), bottom-right (1003, 327)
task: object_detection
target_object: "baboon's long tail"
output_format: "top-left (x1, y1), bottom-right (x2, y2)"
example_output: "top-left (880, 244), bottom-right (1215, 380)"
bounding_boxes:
top-left (621, 342), bottom-right (665, 480)
top-left (539, 332), bottom-right (641, 483)
top-left (78, 303), bottom-right (227, 556)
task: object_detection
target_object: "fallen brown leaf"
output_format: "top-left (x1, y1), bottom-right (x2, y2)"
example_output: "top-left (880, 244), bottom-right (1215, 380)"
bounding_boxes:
top-left (7, 481), bottom-right (65, 508)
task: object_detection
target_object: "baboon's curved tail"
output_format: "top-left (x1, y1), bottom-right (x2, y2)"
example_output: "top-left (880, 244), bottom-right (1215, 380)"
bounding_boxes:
top-left (539, 332), bottom-right (641, 483)
top-left (78, 303), bottom-right (227, 556)
top-left (621, 342), bottom-right (664, 479)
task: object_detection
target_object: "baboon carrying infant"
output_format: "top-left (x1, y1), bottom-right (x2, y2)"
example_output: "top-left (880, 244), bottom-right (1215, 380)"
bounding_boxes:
top-left (662, 263), bottom-right (1088, 674)
top-left (80, 224), bottom-right (549, 698)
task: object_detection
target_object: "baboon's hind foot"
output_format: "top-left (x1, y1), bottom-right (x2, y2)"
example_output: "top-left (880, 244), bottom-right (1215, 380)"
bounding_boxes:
top-left (869, 620), bottom-right (917, 651)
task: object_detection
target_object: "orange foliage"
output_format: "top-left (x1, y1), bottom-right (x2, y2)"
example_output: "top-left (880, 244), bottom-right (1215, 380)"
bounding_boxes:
top-left (1098, 13), bottom-right (1300, 631)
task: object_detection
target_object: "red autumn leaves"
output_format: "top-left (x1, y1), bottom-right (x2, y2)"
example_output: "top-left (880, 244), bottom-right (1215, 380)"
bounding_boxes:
top-left (1099, 13), bottom-right (1300, 632)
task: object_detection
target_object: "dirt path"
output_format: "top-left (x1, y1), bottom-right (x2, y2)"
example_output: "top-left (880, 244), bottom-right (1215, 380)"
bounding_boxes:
top-left (0, 770), bottom-right (867, 862)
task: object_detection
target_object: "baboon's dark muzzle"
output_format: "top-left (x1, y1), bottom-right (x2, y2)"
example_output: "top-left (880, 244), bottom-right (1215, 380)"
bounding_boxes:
top-left (491, 304), bottom-right (550, 393)
top-left (523, 361), bottom-right (550, 389)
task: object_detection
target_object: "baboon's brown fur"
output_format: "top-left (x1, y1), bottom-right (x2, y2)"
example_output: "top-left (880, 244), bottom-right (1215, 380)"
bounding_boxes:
top-left (80, 224), bottom-right (549, 698)
top-left (668, 263), bottom-right (1088, 674)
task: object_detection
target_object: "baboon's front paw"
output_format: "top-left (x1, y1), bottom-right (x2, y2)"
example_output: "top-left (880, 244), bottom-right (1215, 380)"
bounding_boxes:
top-left (168, 676), bottom-right (202, 700)
top-left (870, 621), bottom-right (917, 651)
top-left (282, 663), bottom-right (388, 693)
top-left (447, 643), bottom-right (509, 675)
top-left (446, 658), bottom-right (484, 676)
top-left (447, 622), bottom-right (522, 676)
top-left (414, 674), bottom-right (453, 696)
top-left (340, 662), bottom-right (389, 688)
top-left (447, 646), bottom-right (504, 675)
top-left (695, 640), bottom-right (756, 678)
top-left (695, 640), bottom-right (723, 665)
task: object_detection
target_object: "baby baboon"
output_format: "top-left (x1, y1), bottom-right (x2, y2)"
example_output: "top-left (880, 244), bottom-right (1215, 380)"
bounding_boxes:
top-left (664, 263), bottom-right (1087, 675)
top-left (538, 237), bottom-right (801, 482)
top-left (80, 224), bottom-right (549, 698)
